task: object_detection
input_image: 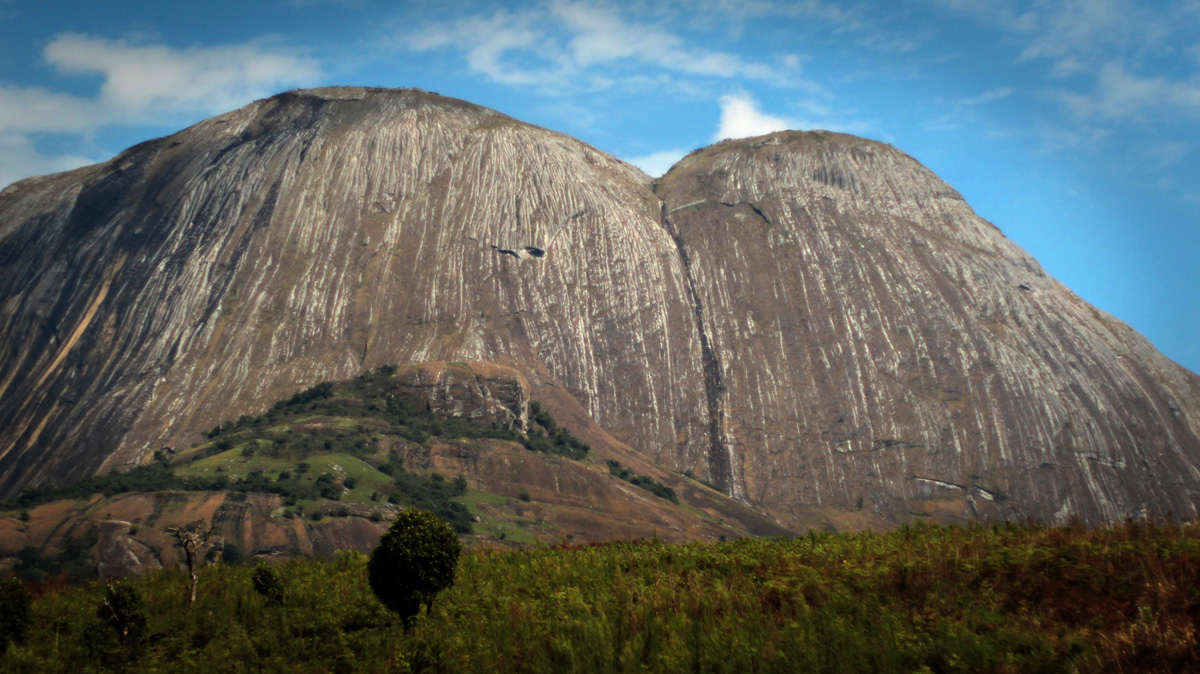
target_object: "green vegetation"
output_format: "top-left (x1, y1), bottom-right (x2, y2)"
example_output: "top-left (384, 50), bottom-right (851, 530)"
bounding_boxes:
top-left (1, 366), bottom-right (593, 538)
top-left (0, 577), bottom-right (31, 655)
top-left (10, 529), bottom-right (100, 584)
top-left (524, 402), bottom-right (590, 460)
top-left (251, 563), bottom-right (284, 605)
top-left (368, 509), bottom-right (462, 626)
top-left (607, 459), bottom-right (678, 503)
top-left (5, 520), bottom-right (1199, 672)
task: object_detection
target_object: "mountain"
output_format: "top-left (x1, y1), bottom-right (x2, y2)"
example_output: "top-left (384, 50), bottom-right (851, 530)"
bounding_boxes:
top-left (1, 86), bottom-right (1198, 529)
top-left (1, 362), bottom-right (782, 576)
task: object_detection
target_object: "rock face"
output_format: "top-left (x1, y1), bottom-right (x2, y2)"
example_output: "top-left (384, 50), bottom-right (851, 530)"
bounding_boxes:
top-left (390, 361), bottom-right (529, 431)
top-left (1, 87), bottom-right (1198, 526)
top-left (655, 133), bottom-right (1200, 525)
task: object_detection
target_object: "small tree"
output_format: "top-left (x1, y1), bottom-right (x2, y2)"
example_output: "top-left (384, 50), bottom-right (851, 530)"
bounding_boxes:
top-left (0, 576), bottom-right (32, 654)
top-left (164, 521), bottom-right (210, 608)
top-left (251, 563), bottom-right (285, 605)
top-left (98, 580), bottom-right (147, 648)
top-left (367, 509), bottom-right (461, 626)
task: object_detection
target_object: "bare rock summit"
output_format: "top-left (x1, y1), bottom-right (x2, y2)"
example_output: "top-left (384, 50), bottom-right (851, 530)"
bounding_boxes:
top-left (1, 87), bottom-right (1197, 528)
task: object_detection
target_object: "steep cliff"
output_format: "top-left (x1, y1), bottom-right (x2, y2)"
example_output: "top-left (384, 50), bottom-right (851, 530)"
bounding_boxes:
top-left (0, 87), bottom-right (708, 500)
top-left (655, 131), bottom-right (1200, 525)
top-left (1, 87), bottom-right (1197, 527)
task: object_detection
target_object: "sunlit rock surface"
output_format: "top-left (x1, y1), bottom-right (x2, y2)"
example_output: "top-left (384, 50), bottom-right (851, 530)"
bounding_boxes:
top-left (655, 131), bottom-right (1200, 525)
top-left (1, 87), bottom-right (1197, 526)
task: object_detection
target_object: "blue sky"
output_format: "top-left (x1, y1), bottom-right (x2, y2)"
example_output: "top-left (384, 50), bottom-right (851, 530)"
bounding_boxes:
top-left (1, 0), bottom-right (1197, 373)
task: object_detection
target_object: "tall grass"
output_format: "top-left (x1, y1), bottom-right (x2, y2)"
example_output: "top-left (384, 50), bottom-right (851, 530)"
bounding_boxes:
top-left (4, 520), bottom-right (1199, 673)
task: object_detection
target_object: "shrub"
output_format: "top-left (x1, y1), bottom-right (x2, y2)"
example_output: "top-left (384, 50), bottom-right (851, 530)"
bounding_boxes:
top-left (221, 543), bottom-right (247, 565)
top-left (252, 563), bottom-right (285, 604)
top-left (97, 581), bottom-right (147, 648)
top-left (607, 460), bottom-right (678, 503)
top-left (0, 576), bottom-right (32, 654)
top-left (367, 509), bottom-right (462, 626)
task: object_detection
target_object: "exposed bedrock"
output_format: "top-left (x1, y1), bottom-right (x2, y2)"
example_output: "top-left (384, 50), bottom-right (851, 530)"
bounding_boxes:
top-left (0, 87), bottom-right (1197, 526)
top-left (654, 131), bottom-right (1200, 525)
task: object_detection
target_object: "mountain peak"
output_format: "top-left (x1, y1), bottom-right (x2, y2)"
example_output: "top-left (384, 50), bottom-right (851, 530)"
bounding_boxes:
top-left (0, 89), bottom-right (1196, 529)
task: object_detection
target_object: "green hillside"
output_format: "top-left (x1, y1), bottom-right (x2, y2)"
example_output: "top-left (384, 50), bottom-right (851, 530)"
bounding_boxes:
top-left (4, 520), bottom-right (1199, 672)
top-left (2, 365), bottom-right (591, 537)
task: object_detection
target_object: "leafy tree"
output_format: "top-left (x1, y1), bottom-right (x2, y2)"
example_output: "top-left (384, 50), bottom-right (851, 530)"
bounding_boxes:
top-left (367, 508), bottom-right (462, 626)
top-left (220, 543), bottom-right (247, 565)
top-left (0, 576), bottom-right (32, 654)
top-left (252, 563), bottom-right (285, 604)
top-left (97, 580), bottom-right (147, 648)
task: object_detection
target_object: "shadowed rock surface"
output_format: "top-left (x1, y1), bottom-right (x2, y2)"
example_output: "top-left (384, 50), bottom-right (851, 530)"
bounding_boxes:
top-left (1, 87), bottom-right (1197, 527)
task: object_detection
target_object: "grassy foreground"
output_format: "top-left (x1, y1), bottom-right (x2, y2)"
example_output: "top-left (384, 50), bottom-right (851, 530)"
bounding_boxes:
top-left (4, 520), bottom-right (1200, 673)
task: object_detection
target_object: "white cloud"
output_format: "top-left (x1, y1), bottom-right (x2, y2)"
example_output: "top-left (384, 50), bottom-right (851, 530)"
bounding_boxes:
top-left (0, 34), bottom-right (323, 135)
top-left (713, 93), bottom-right (792, 140)
top-left (0, 35), bottom-right (322, 187)
top-left (1053, 62), bottom-right (1200, 120)
top-left (623, 148), bottom-right (688, 176)
top-left (1033, 122), bottom-right (1113, 152)
top-left (712, 92), bottom-right (875, 142)
top-left (400, 2), bottom-right (796, 93)
top-left (0, 134), bottom-right (96, 190)
top-left (1019, 0), bottom-right (1170, 66)
top-left (680, 0), bottom-right (926, 52)
top-left (551, 1), bottom-right (777, 80)
top-left (0, 85), bottom-right (99, 134)
top-left (934, 0), bottom-right (1200, 142)
top-left (43, 34), bottom-right (323, 117)
top-left (407, 9), bottom-right (559, 86)
top-left (959, 87), bottom-right (1015, 106)
top-left (1048, 57), bottom-right (1087, 79)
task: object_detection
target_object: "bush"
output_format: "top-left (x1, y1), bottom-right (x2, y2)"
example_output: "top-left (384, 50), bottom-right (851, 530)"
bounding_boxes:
top-left (607, 460), bottom-right (678, 503)
top-left (367, 509), bottom-right (462, 626)
top-left (97, 581), bottom-right (147, 648)
top-left (221, 543), bottom-right (247, 565)
top-left (252, 563), bottom-right (285, 604)
top-left (0, 576), bottom-right (32, 654)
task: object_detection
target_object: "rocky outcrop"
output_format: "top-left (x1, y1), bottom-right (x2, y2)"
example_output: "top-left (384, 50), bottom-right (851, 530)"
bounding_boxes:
top-left (1, 88), bottom-right (1198, 526)
top-left (654, 132), bottom-right (1200, 525)
top-left (0, 87), bottom-right (705, 501)
top-left (391, 362), bottom-right (529, 431)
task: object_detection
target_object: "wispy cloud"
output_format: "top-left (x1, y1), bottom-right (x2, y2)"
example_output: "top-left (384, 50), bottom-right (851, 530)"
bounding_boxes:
top-left (680, 0), bottom-right (928, 52)
top-left (0, 34), bottom-right (322, 187)
top-left (407, 9), bottom-right (559, 86)
top-left (1015, 0), bottom-right (1170, 67)
top-left (398, 1), bottom-right (806, 94)
top-left (623, 148), bottom-right (689, 176)
top-left (934, 0), bottom-right (1198, 124)
top-left (0, 84), bottom-right (98, 135)
top-left (958, 87), bottom-right (1014, 107)
top-left (553, 1), bottom-right (779, 80)
top-left (0, 134), bottom-right (95, 190)
top-left (42, 34), bottom-right (322, 117)
top-left (1051, 62), bottom-right (1200, 120)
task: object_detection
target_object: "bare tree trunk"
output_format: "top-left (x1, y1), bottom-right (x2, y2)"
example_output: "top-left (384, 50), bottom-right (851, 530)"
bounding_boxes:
top-left (185, 546), bottom-right (198, 607)
top-left (166, 522), bottom-right (209, 610)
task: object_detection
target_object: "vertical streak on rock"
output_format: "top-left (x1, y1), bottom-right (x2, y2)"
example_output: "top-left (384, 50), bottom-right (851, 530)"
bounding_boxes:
top-left (660, 203), bottom-right (736, 498)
